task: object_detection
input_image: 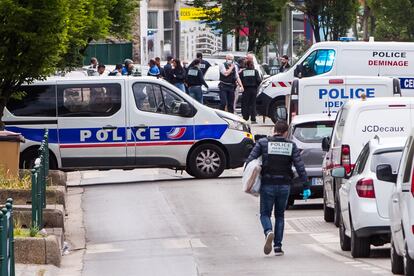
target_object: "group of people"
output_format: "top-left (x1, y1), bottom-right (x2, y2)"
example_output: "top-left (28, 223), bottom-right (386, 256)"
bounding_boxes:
top-left (88, 57), bottom-right (136, 76)
top-left (147, 53), bottom-right (211, 104)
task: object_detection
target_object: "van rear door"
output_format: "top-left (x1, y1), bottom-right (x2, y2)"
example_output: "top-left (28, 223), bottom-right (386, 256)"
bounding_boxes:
top-left (56, 79), bottom-right (127, 169)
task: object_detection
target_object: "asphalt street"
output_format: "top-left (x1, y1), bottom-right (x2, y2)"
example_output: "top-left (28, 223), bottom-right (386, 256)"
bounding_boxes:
top-left (80, 177), bottom-right (393, 276)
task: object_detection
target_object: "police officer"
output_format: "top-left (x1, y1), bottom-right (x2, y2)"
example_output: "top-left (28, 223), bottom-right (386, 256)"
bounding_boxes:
top-left (239, 60), bottom-right (262, 123)
top-left (185, 59), bottom-right (209, 103)
top-left (218, 54), bottom-right (244, 113)
top-left (245, 120), bottom-right (310, 256)
top-left (189, 52), bottom-right (211, 75)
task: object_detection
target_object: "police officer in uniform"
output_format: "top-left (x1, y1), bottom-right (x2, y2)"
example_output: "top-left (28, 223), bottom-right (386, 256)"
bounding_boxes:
top-left (189, 52), bottom-right (211, 76)
top-left (246, 120), bottom-right (310, 256)
top-left (239, 59), bottom-right (262, 123)
top-left (185, 59), bottom-right (209, 103)
top-left (218, 54), bottom-right (244, 113)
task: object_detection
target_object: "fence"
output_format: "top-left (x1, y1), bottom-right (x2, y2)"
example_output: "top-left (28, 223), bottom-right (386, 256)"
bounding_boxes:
top-left (0, 198), bottom-right (15, 276)
top-left (31, 130), bottom-right (49, 230)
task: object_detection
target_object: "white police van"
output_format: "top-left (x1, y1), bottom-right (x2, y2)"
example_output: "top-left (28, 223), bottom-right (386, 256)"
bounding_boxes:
top-left (258, 41), bottom-right (414, 122)
top-left (2, 76), bottom-right (254, 179)
top-left (288, 76), bottom-right (401, 120)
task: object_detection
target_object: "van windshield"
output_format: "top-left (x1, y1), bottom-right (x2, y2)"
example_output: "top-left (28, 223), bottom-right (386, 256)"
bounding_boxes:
top-left (293, 121), bottom-right (334, 143)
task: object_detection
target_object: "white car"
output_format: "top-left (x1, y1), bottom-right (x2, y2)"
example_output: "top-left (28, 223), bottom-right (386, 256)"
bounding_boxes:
top-left (389, 131), bottom-right (414, 274)
top-left (332, 136), bottom-right (405, 258)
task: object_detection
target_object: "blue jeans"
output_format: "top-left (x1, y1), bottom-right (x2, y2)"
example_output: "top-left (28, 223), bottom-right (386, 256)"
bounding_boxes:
top-left (174, 82), bottom-right (186, 92)
top-left (188, 85), bottom-right (203, 103)
top-left (260, 184), bottom-right (290, 247)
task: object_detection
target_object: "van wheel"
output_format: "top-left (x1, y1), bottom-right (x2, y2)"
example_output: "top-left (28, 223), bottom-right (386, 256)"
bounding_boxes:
top-left (269, 100), bottom-right (285, 124)
top-left (185, 167), bottom-right (194, 177)
top-left (20, 148), bottom-right (58, 170)
top-left (351, 224), bottom-right (370, 258)
top-left (405, 245), bottom-right (414, 275)
top-left (391, 238), bottom-right (404, 274)
top-left (339, 213), bottom-right (351, 251)
top-left (188, 144), bottom-right (226, 179)
top-left (323, 190), bottom-right (334, 222)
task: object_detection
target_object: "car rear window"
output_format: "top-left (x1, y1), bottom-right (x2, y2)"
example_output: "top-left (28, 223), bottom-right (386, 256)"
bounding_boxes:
top-left (292, 121), bottom-right (334, 143)
top-left (370, 150), bottom-right (402, 174)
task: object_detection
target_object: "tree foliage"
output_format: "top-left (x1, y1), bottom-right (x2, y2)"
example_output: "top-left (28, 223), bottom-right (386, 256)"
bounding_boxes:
top-left (192, 0), bottom-right (288, 55)
top-left (0, 0), bottom-right (138, 128)
top-left (369, 0), bottom-right (414, 41)
top-left (295, 0), bottom-right (358, 42)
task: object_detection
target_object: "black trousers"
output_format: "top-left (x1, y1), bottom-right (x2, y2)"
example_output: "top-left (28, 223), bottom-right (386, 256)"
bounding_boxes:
top-left (241, 86), bottom-right (257, 121)
top-left (219, 83), bottom-right (236, 113)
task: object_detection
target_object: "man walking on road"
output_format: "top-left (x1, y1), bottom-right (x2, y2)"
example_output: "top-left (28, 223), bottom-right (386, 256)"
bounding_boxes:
top-left (246, 120), bottom-right (310, 256)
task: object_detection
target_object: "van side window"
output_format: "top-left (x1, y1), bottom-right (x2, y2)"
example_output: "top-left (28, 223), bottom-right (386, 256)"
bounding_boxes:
top-left (353, 143), bottom-right (370, 176)
top-left (57, 84), bottom-right (121, 117)
top-left (302, 49), bottom-right (335, 77)
top-left (133, 83), bottom-right (188, 116)
top-left (6, 85), bottom-right (56, 117)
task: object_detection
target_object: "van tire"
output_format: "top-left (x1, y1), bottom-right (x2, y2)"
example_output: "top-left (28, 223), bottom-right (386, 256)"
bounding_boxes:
top-left (391, 239), bottom-right (404, 274)
top-left (20, 148), bottom-right (58, 170)
top-left (188, 144), bottom-right (226, 179)
top-left (339, 214), bottom-right (351, 251)
top-left (323, 191), bottom-right (334, 222)
top-left (351, 225), bottom-right (370, 258)
top-left (405, 245), bottom-right (414, 275)
top-left (269, 100), bottom-right (285, 124)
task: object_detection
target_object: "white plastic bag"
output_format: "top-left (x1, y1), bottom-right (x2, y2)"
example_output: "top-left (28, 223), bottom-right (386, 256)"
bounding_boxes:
top-left (242, 158), bottom-right (262, 197)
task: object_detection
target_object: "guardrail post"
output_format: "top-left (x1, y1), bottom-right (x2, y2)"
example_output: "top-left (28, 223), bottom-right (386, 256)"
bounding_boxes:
top-left (6, 199), bottom-right (14, 276)
top-left (0, 210), bottom-right (5, 276)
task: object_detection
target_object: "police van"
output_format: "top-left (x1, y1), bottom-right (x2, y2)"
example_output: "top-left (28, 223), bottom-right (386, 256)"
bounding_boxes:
top-left (322, 97), bottom-right (414, 225)
top-left (288, 76), bottom-right (401, 120)
top-left (258, 41), bottom-right (414, 123)
top-left (2, 76), bottom-right (254, 179)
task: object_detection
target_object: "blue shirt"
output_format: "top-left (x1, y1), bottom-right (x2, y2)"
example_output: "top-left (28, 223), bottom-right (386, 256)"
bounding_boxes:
top-left (148, 65), bottom-right (160, 76)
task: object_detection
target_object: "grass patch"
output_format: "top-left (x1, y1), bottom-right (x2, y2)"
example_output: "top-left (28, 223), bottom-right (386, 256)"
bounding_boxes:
top-left (0, 168), bottom-right (31, 190)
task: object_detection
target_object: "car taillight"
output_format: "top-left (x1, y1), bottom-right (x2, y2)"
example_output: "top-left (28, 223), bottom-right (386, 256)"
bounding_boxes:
top-left (356, 178), bottom-right (375, 198)
top-left (411, 169), bottom-right (414, 197)
top-left (341, 145), bottom-right (352, 174)
top-left (412, 225), bottom-right (414, 235)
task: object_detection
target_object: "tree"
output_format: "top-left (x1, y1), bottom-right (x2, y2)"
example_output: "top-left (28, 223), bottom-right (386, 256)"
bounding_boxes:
top-left (369, 0), bottom-right (414, 41)
top-left (0, 0), bottom-right (69, 129)
top-left (192, 0), bottom-right (287, 55)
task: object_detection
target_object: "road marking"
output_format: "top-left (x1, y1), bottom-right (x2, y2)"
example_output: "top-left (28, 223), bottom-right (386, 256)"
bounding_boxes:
top-left (310, 233), bottom-right (339, 244)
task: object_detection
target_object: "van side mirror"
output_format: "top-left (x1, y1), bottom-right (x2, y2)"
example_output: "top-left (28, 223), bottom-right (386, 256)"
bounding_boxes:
top-left (332, 167), bottom-right (346, 178)
top-left (376, 164), bottom-right (397, 183)
top-left (322, 136), bottom-right (331, 152)
top-left (178, 102), bottom-right (193, 117)
top-left (294, 65), bottom-right (303, 78)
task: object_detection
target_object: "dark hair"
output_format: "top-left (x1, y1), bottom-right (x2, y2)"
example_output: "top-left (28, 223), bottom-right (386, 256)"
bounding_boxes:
top-left (115, 63), bottom-right (123, 70)
top-left (282, 55), bottom-right (289, 60)
top-left (149, 59), bottom-right (156, 66)
top-left (97, 64), bottom-right (105, 69)
top-left (155, 57), bottom-right (161, 62)
top-left (173, 59), bottom-right (183, 71)
top-left (192, 59), bottom-right (201, 66)
top-left (167, 55), bottom-right (173, 62)
top-left (196, 52), bottom-right (203, 59)
top-left (246, 60), bottom-right (254, 69)
top-left (274, 120), bottom-right (289, 134)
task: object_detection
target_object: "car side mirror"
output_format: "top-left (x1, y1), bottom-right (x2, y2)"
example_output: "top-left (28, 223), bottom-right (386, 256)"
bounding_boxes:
top-left (294, 64), bottom-right (303, 78)
top-left (178, 102), bottom-right (193, 117)
top-left (376, 164), bottom-right (397, 183)
top-left (322, 136), bottom-right (331, 152)
top-left (332, 167), bottom-right (346, 178)
top-left (276, 106), bottom-right (287, 121)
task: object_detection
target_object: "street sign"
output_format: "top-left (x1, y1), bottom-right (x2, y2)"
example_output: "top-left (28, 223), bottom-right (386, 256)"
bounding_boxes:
top-left (179, 7), bottom-right (220, 21)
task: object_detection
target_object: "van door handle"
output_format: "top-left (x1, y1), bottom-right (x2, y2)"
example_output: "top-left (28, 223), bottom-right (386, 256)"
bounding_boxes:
top-left (102, 125), bottom-right (117, 130)
top-left (393, 198), bottom-right (399, 203)
top-left (133, 124), bottom-right (147, 129)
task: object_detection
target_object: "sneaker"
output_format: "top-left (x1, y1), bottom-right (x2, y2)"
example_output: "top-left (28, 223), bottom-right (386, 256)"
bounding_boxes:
top-left (263, 231), bottom-right (274, 255)
top-left (274, 246), bottom-right (284, 256)
top-left (251, 121), bottom-right (258, 124)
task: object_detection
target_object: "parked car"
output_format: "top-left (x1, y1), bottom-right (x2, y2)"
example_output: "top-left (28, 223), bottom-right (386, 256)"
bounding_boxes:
top-left (333, 136), bottom-right (405, 258)
top-left (322, 97), bottom-right (412, 227)
top-left (389, 130), bottom-right (414, 275)
top-left (287, 113), bottom-right (335, 207)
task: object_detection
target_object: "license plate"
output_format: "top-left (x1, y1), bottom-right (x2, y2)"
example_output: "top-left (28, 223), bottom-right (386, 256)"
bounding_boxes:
top-left (311, 178), bottom-right (323, 186)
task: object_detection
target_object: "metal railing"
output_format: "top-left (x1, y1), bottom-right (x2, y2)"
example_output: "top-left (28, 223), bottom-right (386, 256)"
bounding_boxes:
top-left (31, 130), bottom-right (49, 230)
top-left (0, 198), bottom-right (15, 276)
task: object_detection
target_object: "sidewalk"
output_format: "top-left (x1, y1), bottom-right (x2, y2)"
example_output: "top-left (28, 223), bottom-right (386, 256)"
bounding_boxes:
top-left (16, 264), bottom-right (58, 276)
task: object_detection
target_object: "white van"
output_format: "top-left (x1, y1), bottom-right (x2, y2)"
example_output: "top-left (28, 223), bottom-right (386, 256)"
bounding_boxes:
top-left (322, 97), bottom-right (414, 225)
top-left (258, 41), bottom-right (414, 122)
top-left (288, 76), bottom-right (401, 119)
top-left (2, 76), bottom-right (254, 179)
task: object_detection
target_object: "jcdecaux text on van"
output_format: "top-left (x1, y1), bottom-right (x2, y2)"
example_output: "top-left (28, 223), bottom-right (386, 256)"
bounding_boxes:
top-left (319, 87), bottom-right (375, 109)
